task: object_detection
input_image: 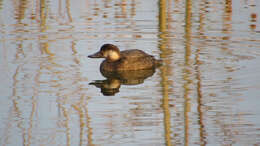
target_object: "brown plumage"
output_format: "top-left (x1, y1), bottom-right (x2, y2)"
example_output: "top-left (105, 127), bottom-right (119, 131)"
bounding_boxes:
top-left (88, 44), bottom-right (161, 71)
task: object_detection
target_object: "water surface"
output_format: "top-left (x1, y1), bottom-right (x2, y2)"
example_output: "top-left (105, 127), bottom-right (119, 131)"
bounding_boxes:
top-left (0, 0), bottom-right (260, 145)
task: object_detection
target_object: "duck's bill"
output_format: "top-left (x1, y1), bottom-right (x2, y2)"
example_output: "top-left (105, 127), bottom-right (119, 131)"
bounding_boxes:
top-left (88, 52), bottom-right (103, 58)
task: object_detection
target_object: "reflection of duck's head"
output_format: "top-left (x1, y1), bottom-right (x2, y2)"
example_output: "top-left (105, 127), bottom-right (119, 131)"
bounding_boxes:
top-left (88, 44), bottom-right (121, 62)
top-left (89, 79), bottom-right (121, 96)
top-left (88, 44), bottom-right (162, 71)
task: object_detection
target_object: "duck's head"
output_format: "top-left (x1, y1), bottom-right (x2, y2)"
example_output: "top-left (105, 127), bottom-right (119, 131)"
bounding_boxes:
top-left (88, 44), bottom-right (120, 62)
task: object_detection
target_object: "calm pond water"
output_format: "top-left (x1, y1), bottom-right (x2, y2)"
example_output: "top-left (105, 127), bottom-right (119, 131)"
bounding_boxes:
top-left (1, 0), bottom-right (260, 145)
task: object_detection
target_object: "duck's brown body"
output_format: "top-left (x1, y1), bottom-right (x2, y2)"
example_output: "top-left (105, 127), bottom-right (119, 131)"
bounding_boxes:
top-left (100, 49), bottom-right (157, 71)
top-left (88, 44), bottom-right (161, 72)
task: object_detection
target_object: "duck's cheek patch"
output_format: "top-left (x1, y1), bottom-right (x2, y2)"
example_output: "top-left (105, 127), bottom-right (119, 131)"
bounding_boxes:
top-left (109, 51), bottom-right (120, 61)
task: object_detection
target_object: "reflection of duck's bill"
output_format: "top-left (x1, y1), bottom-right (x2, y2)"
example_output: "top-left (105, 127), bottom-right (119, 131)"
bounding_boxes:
top-left (88, 51), bottom-right (103, 58)
top-left (89, 81), bottom-right (102, 88)
top-left (89, 80), bottom-right (120, 96)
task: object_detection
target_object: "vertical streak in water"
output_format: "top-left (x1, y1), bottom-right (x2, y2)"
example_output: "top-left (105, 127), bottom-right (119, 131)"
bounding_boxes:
top-left (0, 0), bottom-right (3, 10)
top-left (16, 0), bottom-right (28, 23)
top-left (72, 95), bottom-right (93, 146)
top-left (72, 40), bottom-right (81, 64)
top-left (159, 0), bottom-right (172, 145)
top-left (61, 105), bottom-right (71, 146)
top-left (40, 0), bottom-right (53, 56)
top-left (219, 1), bottom-right (235, 142)
top-left (184, 0), bottom-right (192, 145)
top-left (27, 87), bottom-right (37, 146)
top-left (66, 0), bottom-right (72, 22)
top-left (26, 55), bottom-right (42, 146)
top-left (221, 0), bottom-right (232, 50)
top-left (72, 103), bottom-right (85, 146)
top-left (14, 1), bottom-right (37, 144)
top-left (84, 96), bottom-right (93, 146)
top-left (10, 66), bottom-right (22, 146)
top-left (71, 41), bottom-right (77, 55)
top-left (12, 67), bottom-right (25, 146)
top-left (130, 0), bottom-right (136, 17)
top-left (121, 0), bottom-right (127, 18)
top-left (196, 1), bottom-right (207, 145)
top-left (40, 0), bottom-right (47, 31)
top-left (40, 0), bottom-right (48, 53)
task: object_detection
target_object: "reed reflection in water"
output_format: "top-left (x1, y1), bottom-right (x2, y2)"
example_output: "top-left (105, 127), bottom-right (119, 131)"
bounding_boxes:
top-left (0, 0), bottom-right (260, 145)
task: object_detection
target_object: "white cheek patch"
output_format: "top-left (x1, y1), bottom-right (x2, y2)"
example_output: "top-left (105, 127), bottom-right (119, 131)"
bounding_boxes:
top-left (109, 51), bottom-right (120, 60)
top-left (103, 50), bottom-right (120, 61)
top-left (110, 51), bottom-right (117, 57)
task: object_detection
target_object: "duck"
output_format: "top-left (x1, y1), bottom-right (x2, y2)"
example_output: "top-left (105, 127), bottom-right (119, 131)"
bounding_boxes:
top-left (88, 44), bottom-right (161, 72)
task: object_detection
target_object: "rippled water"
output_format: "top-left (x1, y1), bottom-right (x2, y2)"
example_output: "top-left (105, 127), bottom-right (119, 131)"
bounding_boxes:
top-left (1, 0), bottom-right (260, 145)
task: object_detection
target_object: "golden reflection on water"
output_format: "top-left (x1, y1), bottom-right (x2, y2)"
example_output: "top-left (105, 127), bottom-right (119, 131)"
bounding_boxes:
top-left (196, 1), bottom-right (206, 146)
top-left (159, 0), bottom-right (172, 145)
top-left (1, 0), bottom-right (260, 146)
top-left (184, 1), bottom-right (192, 146)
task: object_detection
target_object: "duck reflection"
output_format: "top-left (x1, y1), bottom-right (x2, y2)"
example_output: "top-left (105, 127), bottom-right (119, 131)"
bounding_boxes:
top-left (90, 68), bottom-right (156, 96)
